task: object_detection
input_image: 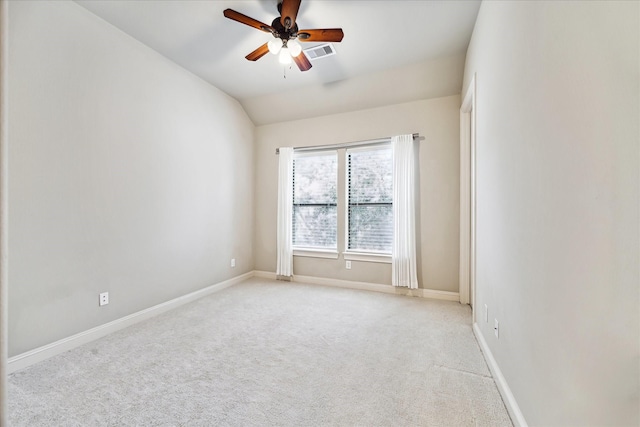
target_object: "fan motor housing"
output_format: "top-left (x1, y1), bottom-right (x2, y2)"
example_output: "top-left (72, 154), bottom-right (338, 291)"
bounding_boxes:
top-left (271, 17), bottom-right (298, 40)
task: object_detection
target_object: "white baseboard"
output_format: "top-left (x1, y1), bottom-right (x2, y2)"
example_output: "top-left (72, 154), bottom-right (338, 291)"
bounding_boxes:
top-left (473, 323), bottom-right (528, 427)
top-left (9, 270), bottom-right (458, 374)
top-left (8, 271), bottom-right (253, 374)
top-left (253, 270), bottom-right (276, 279)
top-left (253, 270), bottom-right (460, 302)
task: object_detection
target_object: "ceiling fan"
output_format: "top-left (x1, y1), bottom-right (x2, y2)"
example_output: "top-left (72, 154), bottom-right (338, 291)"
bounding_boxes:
top-left (223, 0), bottom-right (344, 72)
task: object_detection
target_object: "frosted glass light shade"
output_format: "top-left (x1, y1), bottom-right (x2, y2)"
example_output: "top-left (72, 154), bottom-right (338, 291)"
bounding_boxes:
top-left (279, 47), bottom-right (292, 64)
top-left (268, 39), bottom-right (282, 55)
top-left (288, 40), bottom-right (302, 57)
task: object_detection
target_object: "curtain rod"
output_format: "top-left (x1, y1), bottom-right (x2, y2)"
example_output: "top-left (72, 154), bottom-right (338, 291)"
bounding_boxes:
top-left (275, 133), bottom-right (420, 155)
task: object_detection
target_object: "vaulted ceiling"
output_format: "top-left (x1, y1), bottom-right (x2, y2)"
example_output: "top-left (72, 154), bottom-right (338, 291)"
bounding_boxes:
top-left (75, 0), bottom-right (481, 125)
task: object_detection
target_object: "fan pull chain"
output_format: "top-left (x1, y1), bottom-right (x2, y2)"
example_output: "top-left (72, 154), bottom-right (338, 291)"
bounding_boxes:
top-left (283, 64), bottom-right (292, 79)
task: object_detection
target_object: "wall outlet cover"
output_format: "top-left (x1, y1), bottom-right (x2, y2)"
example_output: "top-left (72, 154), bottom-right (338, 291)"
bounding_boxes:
top-left (99, 292), bottom-right (109, 306)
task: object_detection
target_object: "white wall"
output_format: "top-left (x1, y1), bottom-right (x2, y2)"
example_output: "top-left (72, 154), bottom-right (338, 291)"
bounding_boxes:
top-left (7, 1), bottom-right (254, 356)
top-left (463, 1), bottom-right (639, 425)
top-left (254, 96), bottom-right (460, 291)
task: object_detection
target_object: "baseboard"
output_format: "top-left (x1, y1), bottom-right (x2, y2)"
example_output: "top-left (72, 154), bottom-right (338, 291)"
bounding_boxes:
top-left (473, 323), bottom-right (528, 427)
top-left (8, 271), bottom-right (253, 374)
top-left (9, 270), bottom-right (457, 373)
top-left (252, 270), bottom-right (460, 302)
top-left (253, 270), bottom-right (276, 279)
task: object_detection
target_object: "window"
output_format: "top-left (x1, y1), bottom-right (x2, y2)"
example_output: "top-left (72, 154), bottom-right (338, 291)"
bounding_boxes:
top-left (289, 143), bottom-right (393, 260)
top-left (347, 145), bottom-right (393, 253)
top-left (292, 152), bottom-right (338, 249)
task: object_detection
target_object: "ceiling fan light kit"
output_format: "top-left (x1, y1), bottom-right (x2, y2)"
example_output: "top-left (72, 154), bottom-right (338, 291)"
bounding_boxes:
top-left (279, 48), bottom-right (292, 65)
top-left (223, 0), bottom-right (344, 72)
top-left (288, 40), bottom-right (302, 57)
top-left (267, 39), bottom-right (281, 55)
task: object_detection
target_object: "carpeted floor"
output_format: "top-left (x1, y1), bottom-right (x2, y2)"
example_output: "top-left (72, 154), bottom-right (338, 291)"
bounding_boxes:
top-left (8, 278), bottom-right (512, 426)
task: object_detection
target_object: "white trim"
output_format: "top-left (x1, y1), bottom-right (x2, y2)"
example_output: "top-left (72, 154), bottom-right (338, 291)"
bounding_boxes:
top-left (293, 149), bottom-right (338, 158)
top-left (295, 274), bottom-right (458, 301)
top-left (8, 272), bottom-right (253, 374)
top-left (343, 144), bottom-right (394, 257)
top-left (254, 270), bottom-right (278, 279)
top-left (0, 1), bottom-right (7, 423)
top-left (343, 251), bottom-right (391, 263)
top-left (289, 137), bottom-right (392, 154)
top-left (344, 142), bottom-right (391, 154)
top-left (253, 270), bottom-right (276, 279)
top-left (8, 269), bottom-right (460, 375)
top-left (293, 248), bottom-right (339, 259)
top-left (252, 270), bottom-right (459, 301)
top-left (473, 323), bottom-right (528, 427)
top-left (459, 110), bottom-right (470, 304)
top-left (469, 75), bottom-right (477, 312)
top-left (459, 73), bottom-right (476, 309)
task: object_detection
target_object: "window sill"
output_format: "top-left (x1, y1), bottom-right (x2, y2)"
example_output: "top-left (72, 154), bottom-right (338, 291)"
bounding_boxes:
top-left (343, 251), bottom-right (392, 264)
top-left (293, 248), bottom-right (339, 259)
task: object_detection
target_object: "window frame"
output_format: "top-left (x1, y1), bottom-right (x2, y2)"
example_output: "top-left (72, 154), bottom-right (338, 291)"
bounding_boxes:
top-left (291, 150), bottom-right (339, 256)
top-left (289, 143), bottom-right (394, 263)
top-left (343, 144), bottom-right (393, 263)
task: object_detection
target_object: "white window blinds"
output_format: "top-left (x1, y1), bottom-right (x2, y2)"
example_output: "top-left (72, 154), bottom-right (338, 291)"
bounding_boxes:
top-left (292, 152), bottom-right (338, 249)
top-left (347, 145), bottom-right (393, 253)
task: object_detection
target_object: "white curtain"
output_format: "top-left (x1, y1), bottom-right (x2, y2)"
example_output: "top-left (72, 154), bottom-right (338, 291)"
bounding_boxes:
top-left (276, 147), bottom-right (294, 278)
top-left (392, 135), bottom-right (418, 289)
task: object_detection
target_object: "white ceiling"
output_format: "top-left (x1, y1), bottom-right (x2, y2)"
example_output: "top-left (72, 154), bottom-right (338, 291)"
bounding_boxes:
top-left (74, 0), bottom-right (481, 124)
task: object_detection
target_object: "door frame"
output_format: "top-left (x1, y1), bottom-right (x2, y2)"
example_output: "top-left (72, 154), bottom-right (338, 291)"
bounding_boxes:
top-left (459, 74), bottom-right (476, 317)
top-left (0, 1), bottom-right (8, 424)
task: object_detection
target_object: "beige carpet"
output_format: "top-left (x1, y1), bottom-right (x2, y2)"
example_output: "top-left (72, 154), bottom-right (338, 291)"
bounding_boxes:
top-left (9, 278), bottom-right (512, 426)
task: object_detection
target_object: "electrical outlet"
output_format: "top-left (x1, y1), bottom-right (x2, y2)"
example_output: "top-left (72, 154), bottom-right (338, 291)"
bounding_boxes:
top-left (99, 292), bottom-right (109, 306)
top-left (346, 261), bottom-right (352, 270)
top-left (231, 258), bottom-right (236, 268)
top-left (484, 304), bottom-right (489, 323)
top-left (494, 319), bottom-right (499, 338)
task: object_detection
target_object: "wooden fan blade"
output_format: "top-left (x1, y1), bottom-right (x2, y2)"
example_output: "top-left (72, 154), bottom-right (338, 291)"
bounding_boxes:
top-left (280, 0), bottom-right (301, 29)
top-left (246, 43), bottom-right (270, 61)
top-left (223, 9), bottom-right (273, 33)
top-left (293, 53), bottom-right (312, 72)
top-left (297, 28), bottom-right (344, 43)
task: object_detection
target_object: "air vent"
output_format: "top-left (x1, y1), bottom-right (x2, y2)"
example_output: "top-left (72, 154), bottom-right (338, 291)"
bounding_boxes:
top-left (303, 43), bottom-right (336, 61)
